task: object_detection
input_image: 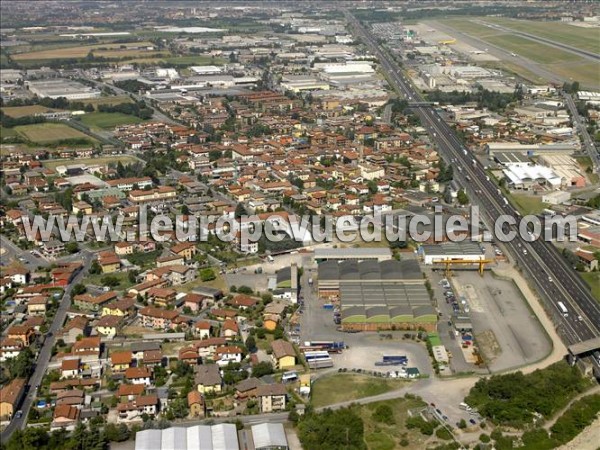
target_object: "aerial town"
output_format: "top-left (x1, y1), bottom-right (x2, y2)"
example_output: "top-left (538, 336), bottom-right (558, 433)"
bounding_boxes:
top-left (0, 2), bottom-right (599, 450)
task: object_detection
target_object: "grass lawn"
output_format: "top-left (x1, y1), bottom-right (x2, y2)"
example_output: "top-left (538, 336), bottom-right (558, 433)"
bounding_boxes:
top-left (580, 272), bottom-right (600, 303)
top-left (80, 112), bottom-right (146, 129)
top-left (509, 193), bottom-right (549, 215)
top-left (84, 96), bottom-right (134, 108)
top-left (547, 61), bottom-right (600, 90)
top-left (484, 17), bottom-right (600, 54)
top-left (311, 373), bottom-right (407, 408)
top-left (11, 41), bottom-right (156, 61)
top-left (484, 34), bottom-right (580, 64)
top-left (178, 271), bottom-right (227, 293)
top-left (0, 126), bottom-right (18, 139)
top-left (14, 122), bottom-right (95, 144)
top-left (163, 55), bottom-right (227, 66)
top-left (1, 105), bottom-right (60, 118)
top-left (42, 154), bottom-right (141, 170)
top-left (83, 271), bottom-right (134, 291)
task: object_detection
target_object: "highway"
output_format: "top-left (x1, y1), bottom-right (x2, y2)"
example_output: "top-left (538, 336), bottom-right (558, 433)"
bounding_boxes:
top-left (563, 92), bottom-right (599, 173)
top-left (346, 12), bottom-right (600, 366)
top-left (0, 250), bottom-right (94, 443)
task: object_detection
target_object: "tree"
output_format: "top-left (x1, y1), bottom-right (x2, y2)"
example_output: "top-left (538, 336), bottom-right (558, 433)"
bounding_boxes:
top-left (237, 285), bottom-right (253, 295)
top-left (298, 408), bottom-right (367, 450)
top-left (65, 242), bottom-right (79, 254)
top-left (71, 284), bottom-right (86, 296)
top-left (89, 260), bottom-right (102, 275)
top-left (104, 423), bottom-right (130, 442)
top-left (100, 275), bottom-right (120, 287)
top-left (235, 202), bottom-right (247, 219)
top-left (200, 268), bottom-right (216, 282)
top-left (457, 189), bottom-right (469, 205)
top-left (251, 361), bottom-right (274, 378)
top-left (372, 404), bottom-right (395, 425)
top-left (245, 335), bottom-right (257, 353)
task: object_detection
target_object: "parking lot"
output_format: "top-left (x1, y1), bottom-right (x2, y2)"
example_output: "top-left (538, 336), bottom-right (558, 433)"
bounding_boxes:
top-left (428, 260), bottom-right (552, 374)
top-left (297, 264), bottom-right (433, 377)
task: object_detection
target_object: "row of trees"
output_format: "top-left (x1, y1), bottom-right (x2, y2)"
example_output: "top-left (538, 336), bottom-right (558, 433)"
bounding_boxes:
top-left (427, 88), bottom-right (521, 112)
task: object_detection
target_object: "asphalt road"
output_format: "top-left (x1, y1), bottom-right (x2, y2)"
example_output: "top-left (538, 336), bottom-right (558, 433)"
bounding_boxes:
top-left (0, 235), bottom-right (50, 269)
top-left (563, 92), bottom-right (599, 172)
top-left (347, 12), bottom-right (600, 371)
top-left (0, 250), bottom-right (94, 443)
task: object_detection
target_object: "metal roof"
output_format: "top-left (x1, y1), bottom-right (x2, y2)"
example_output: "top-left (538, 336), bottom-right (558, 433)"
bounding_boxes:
top-left (251, 423), bottom-right (288, 449)
top-left (135, 424), bottom-right (238, 450)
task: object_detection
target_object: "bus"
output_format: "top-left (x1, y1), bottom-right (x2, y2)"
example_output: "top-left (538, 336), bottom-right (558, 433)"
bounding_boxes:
top-left (557, 301), bottom-right (568, 317)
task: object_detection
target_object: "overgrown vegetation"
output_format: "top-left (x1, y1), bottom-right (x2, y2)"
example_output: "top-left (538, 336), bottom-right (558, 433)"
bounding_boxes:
top-left (427, 87), bottom-right (521, 112)
top-left (298, 407), bottom-right (367, 450)
top-left (465, 362), bottom-right (590, 428)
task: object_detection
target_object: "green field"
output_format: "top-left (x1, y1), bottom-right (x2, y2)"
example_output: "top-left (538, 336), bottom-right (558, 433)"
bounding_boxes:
top-left (484, 34), bottom-right (580, 64)
top-left (509, 193), bottom-right (549, 215)
top-left (1, 105), bottom-right (60, 118)
top-left (0, 127), bottom-right (18, 139)
top-left (311, 373), bottom-right (406, 408)
top-left (484, 17), bottom-right (600, 54)
top-left (80, 112), bottom-right (145, 129)
top-left (14, 123), bottom-right (95, 144)
top-left (42, 154), bottom-right (141, 170)
top-left (580, 272), bottom-right (600, 303)
top-left (163, 55), bottom-right (227, 66)
top-left (438, 17), bottom-right (600, 88)
top-left (84, 96), bottom-right (134, 108)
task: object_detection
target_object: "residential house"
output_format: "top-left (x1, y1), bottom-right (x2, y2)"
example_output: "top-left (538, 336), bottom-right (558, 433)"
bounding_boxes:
top-left (235, 377), bottom-right (262, 401)
top-left (74, 290), bottom-right (118, 312)
top-left (183, 293), bottom-right (209, 312)
top-left (221, 319), bottom-right (239, 340)
top-left (117, 395), bottom-right (158, 421)
top-left (170, 242), bottom-right (197, 261)
top-left (60, 316), bottom-right (89, 344)
top-left (96, 315), bottom-right (122, 338)
top-left (102, 297), bottom-right (135, 317)
top-left (156, 254), bottom-right (184, 268)
top-left (196, 337), bottom-right (227, 359)
top-left (0, 338), bottom-right (23, 363)
top-left (168, 265), bottom-right (196, 286)
top-left (118, 384), bottom-right (144, 402)
top-left (26, 296), bottom-right (47, 315)
top-left (61, 358), bottom-right (80, 379)
top-left (215, 345), bottom-right (243, 367)
top-left (187, 390), bottom-right (205, 418)
top-left (7, 325), bottom-right (35, 346)
top-left (177, 346), bottom-right (198, 365)
top-left (142, 349), bottom-right (164, 368)
top-left (125, 367), bottom-right (152, 386)
top-left (111, 351), bottom-right (134, 372)
top-left (98, 251), bottom-right (121, 273)
top-left (195, 364), bottom-right (222, 394)
top-left (72, 337), bottom-right (101, 358)
top-left (139, 307), bottom-right (179, 330)
top-left (228, 294), bottom-right (258, 310)
top-left (0, 378), bottom-right (26, 420)
top-left (271, 340), bottom-right (296, 370)
top-left (148, 287), bottom-right (177, 308)
top-left (53, 404), bottom-right (80, 428)
top-left (193, 320), bottom-right (211, 339)
top-left (256, 384), bottom-right (287, 413)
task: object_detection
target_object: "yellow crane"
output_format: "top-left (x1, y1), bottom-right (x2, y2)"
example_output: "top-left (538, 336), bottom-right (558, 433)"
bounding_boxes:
top-left (432, 258), bottom-right (494, 277)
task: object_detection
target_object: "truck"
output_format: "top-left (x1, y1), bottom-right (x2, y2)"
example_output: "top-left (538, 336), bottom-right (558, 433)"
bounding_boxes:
top-left (323, 303), bottom-right (334, 310)
top-left (557, 301), bottom-right (569, 317)
top-left (375, 355), bottom-right (408, 366)
top-left (303, 341), bottom-right (345, 352)
top-left (308, 277), bottom-right (313, 286)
